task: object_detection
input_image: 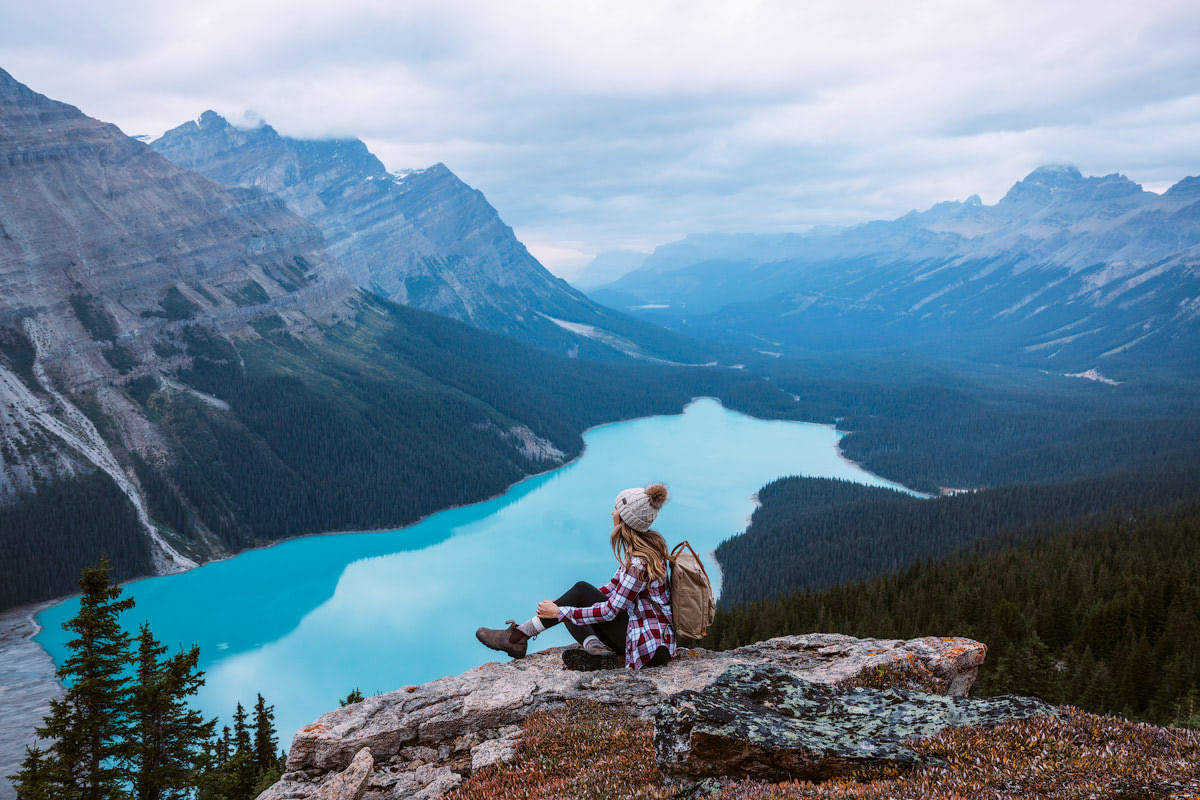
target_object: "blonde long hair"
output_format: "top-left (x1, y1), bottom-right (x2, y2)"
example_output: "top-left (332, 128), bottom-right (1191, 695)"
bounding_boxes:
top-left (611, 522), bottom-right (670, 582)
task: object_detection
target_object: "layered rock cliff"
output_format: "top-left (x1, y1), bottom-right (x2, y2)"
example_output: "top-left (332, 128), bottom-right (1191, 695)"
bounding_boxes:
top-left (150, 112), bottom-right (711, 363)
top-left (0, 66), bottom-right (357, 570)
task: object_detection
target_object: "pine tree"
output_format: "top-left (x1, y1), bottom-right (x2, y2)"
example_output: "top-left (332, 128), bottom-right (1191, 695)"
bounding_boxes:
top-left (217, 726), bottom-right (232, 766)
top-left (251, 693), bottom-right (280, 778)
top-left (193, 727), bottom-right (234, 800)
top-left (227, 703), bottom-right (259, 800)
top-left (9, 746), bottom-right (59, 800)
top-left (129, 624), bottom-right (216, 799)
top-left (19, 560), bottom-right (134, 800)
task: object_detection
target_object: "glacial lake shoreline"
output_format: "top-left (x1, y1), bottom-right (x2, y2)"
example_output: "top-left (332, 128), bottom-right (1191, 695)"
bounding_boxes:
top-left (4, 398), bottom-right (915, 796)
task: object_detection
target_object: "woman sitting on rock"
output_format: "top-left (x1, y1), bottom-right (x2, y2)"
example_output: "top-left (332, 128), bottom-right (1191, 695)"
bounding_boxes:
top-left (476, 483), bottom-right (677, 671)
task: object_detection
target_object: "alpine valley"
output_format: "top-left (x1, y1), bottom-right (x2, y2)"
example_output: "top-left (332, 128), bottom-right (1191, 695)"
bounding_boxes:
top-left (3, 51), bottom-right (1200, 800)
top-left (0, 67), bottom-right (783, 610)
top-left (593, 165), bottom-right (1200, 378)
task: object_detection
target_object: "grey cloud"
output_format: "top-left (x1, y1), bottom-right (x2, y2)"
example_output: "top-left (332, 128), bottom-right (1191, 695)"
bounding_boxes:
top-left (3, 0), bottom-right (1199, 270)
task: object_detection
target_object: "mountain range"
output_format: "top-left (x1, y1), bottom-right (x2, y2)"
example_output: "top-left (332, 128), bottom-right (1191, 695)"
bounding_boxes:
top-left (150, 112), bottom-right (708, 364)
top-left (0, 67), bottom-right (775, 610)
top-left (593, 165), bottom-right (1200, 377)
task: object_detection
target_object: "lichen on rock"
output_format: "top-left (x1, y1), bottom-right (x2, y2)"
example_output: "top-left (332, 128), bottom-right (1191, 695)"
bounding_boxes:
top-left (652, 664), bottom-right (1056, 784)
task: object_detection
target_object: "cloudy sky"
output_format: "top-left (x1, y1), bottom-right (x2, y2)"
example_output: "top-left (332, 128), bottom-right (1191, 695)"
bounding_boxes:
top-left (4, 0), bottom-right (1200, 279)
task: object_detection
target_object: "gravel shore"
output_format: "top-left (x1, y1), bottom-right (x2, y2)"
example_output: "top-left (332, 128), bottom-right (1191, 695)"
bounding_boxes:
top-left (0, 603), bottom-right (61, 800)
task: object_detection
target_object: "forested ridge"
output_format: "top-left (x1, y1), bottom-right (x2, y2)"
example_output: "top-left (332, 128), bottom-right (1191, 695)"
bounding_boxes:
top-left (717, 469), bottom-right (1200, 606)
top-left (756, 352), bottom-right (1200, 493)
top-left (0, 295), bottom-right (794, 611)
top-left (711, 505), bottom-right (1200, 725)
top-left (6, 293), bottom-right (1200, 614)
top-left (0, 475), bottom-right (150, 609)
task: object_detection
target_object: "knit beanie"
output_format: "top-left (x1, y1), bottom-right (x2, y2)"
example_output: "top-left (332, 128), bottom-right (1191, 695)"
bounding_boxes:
top-left (614, 483), bottom-right (669, 532)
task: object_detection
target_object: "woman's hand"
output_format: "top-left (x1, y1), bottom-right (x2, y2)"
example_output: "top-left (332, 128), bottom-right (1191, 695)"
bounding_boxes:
top-left (537, 600), bottom-right (559, 618)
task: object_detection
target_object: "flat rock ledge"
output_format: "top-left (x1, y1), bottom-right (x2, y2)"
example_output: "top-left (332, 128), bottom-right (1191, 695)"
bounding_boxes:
top-left (258, 633), bottom-right (986, 800)
top-left (655, 664), bottom-right (1056, 784)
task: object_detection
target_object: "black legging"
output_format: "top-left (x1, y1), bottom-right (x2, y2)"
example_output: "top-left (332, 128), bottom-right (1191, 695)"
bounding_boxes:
top-left (539, 581), bottom-right (672, 667)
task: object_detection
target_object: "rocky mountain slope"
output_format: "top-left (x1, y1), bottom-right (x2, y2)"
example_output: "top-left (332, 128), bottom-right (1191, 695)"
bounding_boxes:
top-left (0, 68), bottom-right (783, 611)
top-left (0, 66), bottom-right (356, 571)
top-left (151, 113), bottom-right (710, 364)
top-left (594, 166), bottom-right (1200, 376)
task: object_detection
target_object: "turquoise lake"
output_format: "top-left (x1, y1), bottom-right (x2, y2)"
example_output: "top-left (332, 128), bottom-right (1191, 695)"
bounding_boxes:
top-left (36, 398), bottom-right (912, 742)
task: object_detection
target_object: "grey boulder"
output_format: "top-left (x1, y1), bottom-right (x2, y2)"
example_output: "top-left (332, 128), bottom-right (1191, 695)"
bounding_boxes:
top-left (653, 663), bottom-right (1057, 783)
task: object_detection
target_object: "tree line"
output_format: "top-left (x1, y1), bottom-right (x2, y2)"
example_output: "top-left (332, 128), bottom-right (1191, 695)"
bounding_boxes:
top-left (0, 296), bottom-right (799, 611)
top-left (761, 352), bottom-right (1200, 493)
top-left (11, 561), bottom-right (285, 800)
top-left (710, 505), bottom-right (1200, 726)
top-left (716, 468), bottom-right (1200, 606)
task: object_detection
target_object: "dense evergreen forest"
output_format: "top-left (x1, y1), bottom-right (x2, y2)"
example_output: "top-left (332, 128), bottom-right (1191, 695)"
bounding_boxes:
top-left (160, 297), bottom-right (793, 552)
top-left (710, 505), bottom-right (1200, 725)
top-left (0, 475), bottom-right (149, 609)
top-left (0, 296), bottom-right (794, 610)
top-left (755, 352), bottom-right (1200, 493)
top-left (6, 294), bottom-right (1200, 613)
top-left (717, 469), bottom-right (1200, 606)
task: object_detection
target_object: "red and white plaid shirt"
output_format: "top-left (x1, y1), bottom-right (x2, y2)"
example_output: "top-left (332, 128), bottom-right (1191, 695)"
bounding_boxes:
top-left (557, 556), bottom-right (676, 669)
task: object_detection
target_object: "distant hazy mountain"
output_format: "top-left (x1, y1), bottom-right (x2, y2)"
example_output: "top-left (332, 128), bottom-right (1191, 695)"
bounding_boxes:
top-left (593, 166), bottom-right (1200, 376)
top-left (152, 113), bottom-right (709, 364)
top-left (573, 249), bottom-right (650, 288)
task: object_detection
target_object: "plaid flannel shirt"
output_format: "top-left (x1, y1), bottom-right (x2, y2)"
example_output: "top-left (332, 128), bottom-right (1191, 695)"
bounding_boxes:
top-left (557, 556), bottom-right (676, 669)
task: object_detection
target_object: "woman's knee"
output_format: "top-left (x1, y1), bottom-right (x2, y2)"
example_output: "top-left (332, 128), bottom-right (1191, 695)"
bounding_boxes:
top-left (557, 581), bottom-right (604, 607)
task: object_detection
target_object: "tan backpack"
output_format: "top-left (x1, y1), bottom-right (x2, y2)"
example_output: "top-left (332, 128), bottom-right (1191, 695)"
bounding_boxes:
top-left (668, 542), bottom-right (716, 639)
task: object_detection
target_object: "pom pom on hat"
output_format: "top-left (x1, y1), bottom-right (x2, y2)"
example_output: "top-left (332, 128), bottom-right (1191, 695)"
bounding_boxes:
top-left (645, 483), bottom-right (668, 509)
top-left (615, 483), bottom-right (669, 532)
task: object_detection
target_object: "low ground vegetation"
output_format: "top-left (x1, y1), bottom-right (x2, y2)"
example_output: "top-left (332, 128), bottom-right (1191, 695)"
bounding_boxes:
top-left (449, 700), bottom-right (1200, 800)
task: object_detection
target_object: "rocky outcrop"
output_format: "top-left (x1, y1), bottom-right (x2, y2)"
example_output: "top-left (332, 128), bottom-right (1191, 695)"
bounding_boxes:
top-left (258, 634), bottom-right (989, 799)
top-left (150, 112), bottom-right (709, 364)
top-left (312, 748), bottom-right (373, 800)
top-left (654, 663), bottom-right (1055, 783)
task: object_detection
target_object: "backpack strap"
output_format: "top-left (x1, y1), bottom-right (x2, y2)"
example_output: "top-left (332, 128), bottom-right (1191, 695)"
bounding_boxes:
top-left (670, 541), bottom-right (712, 584)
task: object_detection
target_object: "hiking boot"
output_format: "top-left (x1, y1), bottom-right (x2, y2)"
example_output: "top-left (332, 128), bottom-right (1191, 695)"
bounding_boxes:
top-left (562, 647), bottom-right (624, 671)
top-left (582, 635), bottom-right (615, 656)
top-left (475, 620), bottom-right (528, 659)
